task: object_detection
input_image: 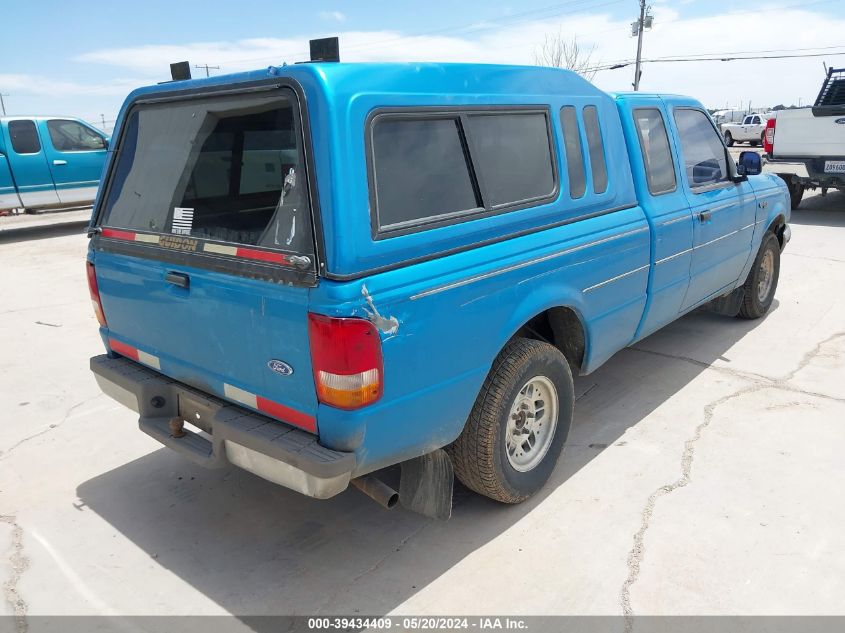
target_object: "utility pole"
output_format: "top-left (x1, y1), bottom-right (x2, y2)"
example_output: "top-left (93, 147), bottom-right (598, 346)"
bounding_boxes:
top-left (194, 64), bottom-right (220, 78)
top-left (100, 114), bottom-right (106, 131)
top-left (0, 92), bottom-right (8, 116)
top-left (631, 0), bottom-right (652, 91)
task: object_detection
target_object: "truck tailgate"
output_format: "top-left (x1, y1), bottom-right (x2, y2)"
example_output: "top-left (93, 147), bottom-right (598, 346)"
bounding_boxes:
top-left (773, 108), bottom-right (845, 158)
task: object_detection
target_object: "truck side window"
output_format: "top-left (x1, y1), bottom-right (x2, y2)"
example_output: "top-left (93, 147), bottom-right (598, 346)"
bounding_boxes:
top-left (582, 105), bottom-right (608, 194)
top-left (673, 109), bottom-right (728, 189)
top-left (464, 113), bottom-right (555, 208)
top-left (371, 117), bottom-right (480, 232)
top-left (9, 120), bottom-right (41, 154)
top-left (633, 109), bottom-right (676, 195)
top-left (559, 106), bottom-right (586, 199)
top-left (47, 120), bottom-right (106, 152)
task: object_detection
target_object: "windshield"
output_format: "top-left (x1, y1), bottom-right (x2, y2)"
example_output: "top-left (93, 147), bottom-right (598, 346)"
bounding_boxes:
top-left (99, 88), bottom-right (314, 257)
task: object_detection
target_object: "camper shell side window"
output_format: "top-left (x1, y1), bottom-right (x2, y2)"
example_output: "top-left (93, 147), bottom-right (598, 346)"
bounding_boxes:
top-left (366, 107), bottom-right (559, 239)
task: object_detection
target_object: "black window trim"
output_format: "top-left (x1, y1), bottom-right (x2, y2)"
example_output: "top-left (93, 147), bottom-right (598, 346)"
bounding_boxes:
top-left (365, 105), bottom-right (560, 240)
top-left (90, 78), bottom-right (325, 287)
top-left (671, 106), bottom-right (734, 194)
top-left (46, 118), bottom-right (107, 153)
top-left (632, 107), bottom-right (678, 197)
top-left (8, 119), bottom-right (42, 155)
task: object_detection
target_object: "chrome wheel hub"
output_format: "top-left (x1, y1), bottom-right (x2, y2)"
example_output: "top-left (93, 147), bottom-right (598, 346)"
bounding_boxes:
top-left (506, 376), bottom-right (559, 472)
top-left (757, 250), bottom-right (774, 302)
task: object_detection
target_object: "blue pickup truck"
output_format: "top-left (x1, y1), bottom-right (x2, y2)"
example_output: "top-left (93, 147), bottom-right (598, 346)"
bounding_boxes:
top-left (0, 116), bottom-right (108, 214)
top-left (87, 62), bottom-right (790, 518)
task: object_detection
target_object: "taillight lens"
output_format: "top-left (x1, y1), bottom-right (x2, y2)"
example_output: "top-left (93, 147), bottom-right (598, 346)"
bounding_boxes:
top-left (308, 314), bottom-right (383, 410)
top-left (86, 261), bottom-right (107, 327)
top-left (764, 117), bottom-right (776, 154)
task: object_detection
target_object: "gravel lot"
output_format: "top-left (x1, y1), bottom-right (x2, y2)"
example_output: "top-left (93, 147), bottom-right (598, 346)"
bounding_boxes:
top-left (1, 189), bottom-right (843, 623)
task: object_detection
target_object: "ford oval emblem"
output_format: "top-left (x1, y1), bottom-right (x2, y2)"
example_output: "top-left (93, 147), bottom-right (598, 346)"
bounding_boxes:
top-left (836, 118), bottom-right (845, 125)
top-left (267, 360), bottom-right (294, 376)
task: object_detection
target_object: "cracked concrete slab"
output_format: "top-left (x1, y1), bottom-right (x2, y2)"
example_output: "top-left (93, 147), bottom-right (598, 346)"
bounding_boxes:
top-left (627, 387), bottom-right (845, 615)
top-left (0, 189), bottom-right (843, 619)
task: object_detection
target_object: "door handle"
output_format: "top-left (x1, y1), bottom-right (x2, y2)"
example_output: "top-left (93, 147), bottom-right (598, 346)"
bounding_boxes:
top-left (698, 210), bottom-right (712, 222)
top-left (165, 271), bottom-right (190, 288)
top-left (52, 160), bottom-right (67, 166)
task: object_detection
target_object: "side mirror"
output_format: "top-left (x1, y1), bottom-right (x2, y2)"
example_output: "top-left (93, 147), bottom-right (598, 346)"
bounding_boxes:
top-left (101, 137), bottom-right (110, 150)
top-left (738, 151), bottom-right (761, 176)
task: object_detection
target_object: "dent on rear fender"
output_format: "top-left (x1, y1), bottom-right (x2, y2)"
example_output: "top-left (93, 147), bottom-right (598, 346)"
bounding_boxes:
top-left (361, 284), bottom-right (400, 334)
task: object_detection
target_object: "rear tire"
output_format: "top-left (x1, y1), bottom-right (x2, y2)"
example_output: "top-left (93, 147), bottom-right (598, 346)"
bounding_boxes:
top-left (447, 338), bottom-right (574, 504)
top-left (779, 176), bottom-right (804, 209)
top-left (724, 131), bottom-right (734, 147)
top-left (738, 232), bottom-right (780, 319)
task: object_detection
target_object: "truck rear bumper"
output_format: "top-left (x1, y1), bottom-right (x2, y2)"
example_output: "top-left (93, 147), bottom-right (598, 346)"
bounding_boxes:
top-left (762, 159), bottom-right (810, 178)
top-left (90, 355), bottom-right (355, 499)
top-left (763, 156), bottom-right (845, 188)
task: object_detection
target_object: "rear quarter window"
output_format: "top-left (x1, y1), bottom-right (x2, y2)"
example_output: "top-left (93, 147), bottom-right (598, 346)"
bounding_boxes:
top-left (9, 120), bottom-right (41, 154)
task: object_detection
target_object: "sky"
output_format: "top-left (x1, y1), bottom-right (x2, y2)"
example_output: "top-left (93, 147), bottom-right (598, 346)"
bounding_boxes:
top-left (1, 0), bottom-right (844, 132)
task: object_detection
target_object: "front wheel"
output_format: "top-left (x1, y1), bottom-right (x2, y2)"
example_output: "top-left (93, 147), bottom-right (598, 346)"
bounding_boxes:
top-left (724, 131), bottom-right (734, 147)
top-left (447, 338), bottom-right (574, 504)
top-left (738, 232), bottom-right (780, 319)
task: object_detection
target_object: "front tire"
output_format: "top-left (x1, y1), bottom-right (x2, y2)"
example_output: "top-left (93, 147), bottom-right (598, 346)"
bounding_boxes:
top-left (738, 232), bottom-right (780, 319)
top-left (447, 338), bottom-right (574, 504)
top-left (724, 131), bottom-right (734, 147)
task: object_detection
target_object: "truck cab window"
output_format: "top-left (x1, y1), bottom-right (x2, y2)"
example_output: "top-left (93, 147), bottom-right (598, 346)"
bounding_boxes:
top-left (9, 120), bottom-right (41, 154)
top-left (47, 120), bottom-right (106, 152)
top-left (633, 109), bottom-right (676, 195)
top-left (673, 109), bottom-right (728, 189)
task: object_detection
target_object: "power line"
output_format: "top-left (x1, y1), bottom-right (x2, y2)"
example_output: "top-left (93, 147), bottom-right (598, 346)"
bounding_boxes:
top-left (194, 63), bottom-right (220, 77)
top-left (589, 48), bottom-right (845, 73)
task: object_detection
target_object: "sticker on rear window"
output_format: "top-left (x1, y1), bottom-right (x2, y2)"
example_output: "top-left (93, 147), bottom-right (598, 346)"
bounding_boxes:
top-left (172, 207), bottom-right (194, 235)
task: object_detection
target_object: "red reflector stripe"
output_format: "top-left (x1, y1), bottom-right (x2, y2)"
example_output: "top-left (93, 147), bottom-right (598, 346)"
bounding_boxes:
top-left (102, 228), bottom-right (136, 241)
top-left (256, 396), bottom-right (317, 433)
top-left (109, 338), bottom-right (139, 361)
top-left (234, 246), bottom-right (290, 265)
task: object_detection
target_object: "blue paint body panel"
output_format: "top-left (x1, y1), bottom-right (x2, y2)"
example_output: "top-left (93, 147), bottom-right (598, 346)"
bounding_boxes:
top-left (88, 63), bottom-right (791, 477)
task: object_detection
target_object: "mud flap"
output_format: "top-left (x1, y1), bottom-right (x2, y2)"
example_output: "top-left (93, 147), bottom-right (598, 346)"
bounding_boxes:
top-left (705, 287), bottom-right (744, 316)
top-left (399, 449), bottom-right (454, 520)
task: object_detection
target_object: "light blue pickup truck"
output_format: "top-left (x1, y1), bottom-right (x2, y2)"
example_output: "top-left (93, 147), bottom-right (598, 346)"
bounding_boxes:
top-left (87, 62), bottom-right (790, 518)
top-left (0, 116), bottom-right (108, 213)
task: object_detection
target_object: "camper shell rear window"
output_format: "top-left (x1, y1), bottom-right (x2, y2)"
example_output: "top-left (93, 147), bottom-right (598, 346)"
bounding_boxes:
top-left (96, 86), bottom-right (316, 280)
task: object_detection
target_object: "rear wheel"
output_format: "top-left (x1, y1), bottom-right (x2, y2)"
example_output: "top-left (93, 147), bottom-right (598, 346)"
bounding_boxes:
top-left (779, 176), bottom-right (804, 209)
top-left (738, 232), bottom-right (780, 319)
top-left (447, 338), bottom-right (574, 504)
top-left (724, 131), bottom-right (734, 147)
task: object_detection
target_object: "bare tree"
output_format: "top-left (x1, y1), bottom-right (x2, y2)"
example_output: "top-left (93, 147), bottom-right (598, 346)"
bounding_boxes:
top-left (534, 31), bottom-right (598, 81)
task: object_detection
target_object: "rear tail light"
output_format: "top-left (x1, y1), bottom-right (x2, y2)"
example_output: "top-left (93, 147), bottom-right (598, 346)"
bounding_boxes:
top-left (308, 314), bottom-right (383, 410)
top-left (764, 117), bottom-right (776, 154)
top-left (86, 261), bottom-right (107, 327)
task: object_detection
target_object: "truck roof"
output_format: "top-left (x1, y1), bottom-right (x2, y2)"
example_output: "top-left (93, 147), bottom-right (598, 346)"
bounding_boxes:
top-left (0, 115), bottom-right (88, 122)
top-left (121, 61), bottom-right (609, 104)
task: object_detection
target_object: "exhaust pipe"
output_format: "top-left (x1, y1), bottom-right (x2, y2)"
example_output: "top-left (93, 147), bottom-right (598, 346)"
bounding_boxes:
top-left (351, 475), bottom-right (399, 509)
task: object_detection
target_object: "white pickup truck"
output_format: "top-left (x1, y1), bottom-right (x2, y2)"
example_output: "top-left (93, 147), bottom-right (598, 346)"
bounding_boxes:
top-left (763, 67), bottom-right (845, 209)
top-left (721, 113), bottom-right (769, 147)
